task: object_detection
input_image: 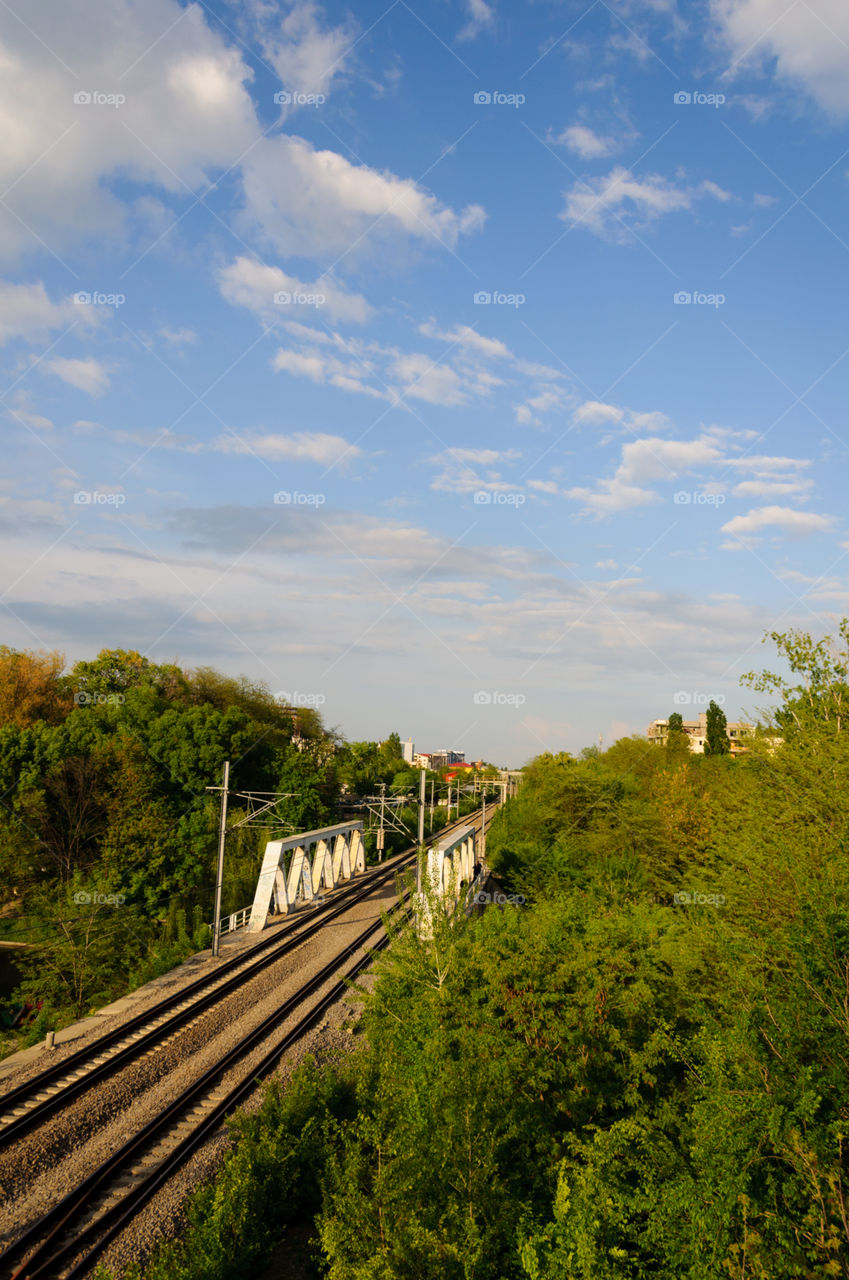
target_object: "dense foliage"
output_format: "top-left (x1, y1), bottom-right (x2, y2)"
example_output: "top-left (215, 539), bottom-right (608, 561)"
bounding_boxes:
top-left (128, 623), bottom-right (849, 1279)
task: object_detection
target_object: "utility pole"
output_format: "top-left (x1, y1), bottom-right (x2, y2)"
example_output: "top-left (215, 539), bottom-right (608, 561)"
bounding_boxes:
top-left (377, 782), bottom-right (386, 862)
top-left (429, 778), bottom-right (434, 828)
top-left (417, 767), bottom-right (425, 846)
top-left (211, 760), bottom-right (229, 959)
top-left (416, 768), bottom-right (425, 897)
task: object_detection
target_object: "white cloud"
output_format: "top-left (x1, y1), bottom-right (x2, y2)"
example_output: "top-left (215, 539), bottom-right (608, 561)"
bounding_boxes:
top-left (428, 446), bottom-right (522, 495)
top-left (514, 387), bottom-right (566, 426)
top-left (271, 319), bottom-right (563, 414)
top-left (699, 179), bottom-right (734, 203)
top-left (44, 356), bottom-right (111, 396)
top-left (458, 0), bottom-right (495, 41)
top-left (572, 402), bottom-right (673, 436)
top-left (557, 124), bottom-right (615, 158)
top-left (0, 280), bottom-right (96, 345)
top-left (567, 433), bottom-right (724, 514)
top-left (574, 400), bottom-right (625, 426)
top-left (0, 0), bottom-right (258, 258)
top-left (271, 344), bottom-right (389, 400)
top-left (281, 321), bottom-right (335, 345)
top-left (721, 505), bottom-right (836, 537)
top-left (271, 349), bottom-right (330, 383)
top-left (567, 477), bottom-right (658, 514)
top-left (725, 453), bottom-right (813, 472)
top-left (6, 395), bottom-right (54, 431)
top-left (561, 166), bottom-right (731, 240)
top-left (159, 327), bottom-right (197, 346)
top-left (0, 0), bottom-right (478, 276)
top-left (628, 410), bottom-right (673, 434)
top-left (732, 478), bottom-right (813, 498)
top-left (241, 134), bottom-right (486, 259)
top-left (418, 321), bottom-right (510, 360)
top-left (618, 436), bottom-right (724, 484)
top-left (448, 448), bottom-right (520, 466)
top-left (702, 424), bottom-right (759, 443)
top-left (526, 389), bottom-right (563, 414)
top-left (390, 354), bottom-right (469, 406)
top-left (217, 255), bottom-right (371, 325)
top-left (713, 0), bottom-right (849, 115)
top-left (262, 2), bottom-right (354, 100)
top-left (566, 425), bottom-right (821, 518)
top-left (212, 430), bottom-right (361, 466)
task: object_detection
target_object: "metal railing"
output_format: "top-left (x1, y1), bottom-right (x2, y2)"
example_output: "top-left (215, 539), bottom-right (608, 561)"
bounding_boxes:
top-left (222, 905), bottom-right (252, 933)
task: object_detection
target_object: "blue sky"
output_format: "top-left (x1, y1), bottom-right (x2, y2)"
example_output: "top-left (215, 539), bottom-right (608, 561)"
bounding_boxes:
top-left (2, 0), bottom-right (848, 766)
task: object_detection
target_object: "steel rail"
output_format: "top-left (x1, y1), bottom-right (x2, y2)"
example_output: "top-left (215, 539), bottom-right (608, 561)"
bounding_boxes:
top-left (4, 901), bottom-right (409, 1280)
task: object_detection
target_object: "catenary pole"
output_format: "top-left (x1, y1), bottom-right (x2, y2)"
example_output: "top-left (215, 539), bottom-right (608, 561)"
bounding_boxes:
top-left (211, 760), bottom-right (229, 958)
top-left (417, 767), bottom-right (425, 846)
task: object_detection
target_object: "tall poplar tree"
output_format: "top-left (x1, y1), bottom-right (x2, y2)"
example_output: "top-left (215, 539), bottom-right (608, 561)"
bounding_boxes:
top-left (704, 699), bottom-right (730, 755)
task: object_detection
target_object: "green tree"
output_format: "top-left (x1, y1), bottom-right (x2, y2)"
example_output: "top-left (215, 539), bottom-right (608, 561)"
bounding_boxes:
top-left (704, 699), bottom-right (730, 755)
top-left (742, 619), bottom-right (849, 739)
top-left (665, 712), bottom-right (692, 763)
top-left (379, 731), bottom-right (403, 763)
top-left (70, 648), bottom-right (186, 703)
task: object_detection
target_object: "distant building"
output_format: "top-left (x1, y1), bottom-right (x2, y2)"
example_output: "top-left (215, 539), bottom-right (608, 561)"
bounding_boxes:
top-left (414, 749), bottom-right (467, 769)
top-left (428, 749), bottom-right (465, 768)
top-left (647, 713), bottom-right (753, 756)
top-left (402, 738), bottom-right (414, 764)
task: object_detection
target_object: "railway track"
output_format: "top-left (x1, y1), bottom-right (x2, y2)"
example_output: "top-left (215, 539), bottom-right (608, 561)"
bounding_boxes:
top-left (0, 808), bottom-right (490, 1280)
top-left (2, 905), bottom-right (405, 1280)
top-left (0, 835), bottom-right (418, 1150)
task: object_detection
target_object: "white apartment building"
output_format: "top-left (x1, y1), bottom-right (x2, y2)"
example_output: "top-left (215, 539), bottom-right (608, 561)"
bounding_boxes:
top-left (647, 712), bottom-right (753, 755)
